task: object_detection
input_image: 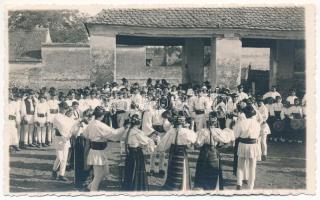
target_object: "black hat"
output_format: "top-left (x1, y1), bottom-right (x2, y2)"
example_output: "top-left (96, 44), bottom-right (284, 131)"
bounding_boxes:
top-left (243, 105), bottom-right (256, 118)
top-left (72, 101), bottom-right (79, 106)
top-left (130, 114), bottom-right (141, 126)
top-left (59, 102), bottom-right (69, 110)
top-left (93, 106), bottom-right (106, 118)
top-left (38, 94), bottom-right (46, 99)
top-left (208, 111), bottom-right (218, 121)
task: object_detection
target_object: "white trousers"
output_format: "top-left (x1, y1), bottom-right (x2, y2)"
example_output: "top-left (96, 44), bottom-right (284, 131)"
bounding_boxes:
top-left (88, 165), bottom-right (108, 191)
top-left (23, 124), bottom-right (34, 145)
top-left (194, 114), bottom-right (206, 132)
top-left (36, 127), bottom-right (47, 144)
top-left (47, 124), bottom-right (54, 143)
top-left (261, 134), bottom-right (268, 156)
top-left (150, 152), bottom-right (165, 172)
top-left (237, 157), bottom-right (257, 190)
top-left (53, 145), bottom-right (69, 176)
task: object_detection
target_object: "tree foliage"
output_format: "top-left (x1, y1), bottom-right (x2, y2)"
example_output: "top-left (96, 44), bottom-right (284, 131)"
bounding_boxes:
top-left (8, 10), bottom-right (89, 43)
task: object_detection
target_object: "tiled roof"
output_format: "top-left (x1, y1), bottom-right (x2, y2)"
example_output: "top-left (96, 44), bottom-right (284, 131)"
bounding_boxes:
top-left (9, 28), bottom-right (48, 62)
top-left (87, 7), bottom-right (304, 31)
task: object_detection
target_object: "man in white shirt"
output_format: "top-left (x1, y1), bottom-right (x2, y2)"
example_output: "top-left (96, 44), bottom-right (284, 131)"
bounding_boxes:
top-left (52, 102), bottom-right (79, 181)
top-left (193, 88), bottom-right (210, 131)
top-left (47, 90), bottom-right (59, 146)
top-left (34, 94), bottom-right (50, 148)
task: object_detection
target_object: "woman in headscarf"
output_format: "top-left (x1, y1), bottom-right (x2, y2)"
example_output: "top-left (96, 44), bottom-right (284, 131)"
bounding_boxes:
top-left (194, 111), bottom-right (235, 190)
top-left (157, 111), bottom-right (197, 190)
top-left (121, 114), bottom-right (155, 191)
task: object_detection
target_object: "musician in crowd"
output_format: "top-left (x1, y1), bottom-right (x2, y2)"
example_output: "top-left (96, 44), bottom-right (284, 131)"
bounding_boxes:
top-left (157, 111), bottom-right (197, 190)
top-left (286, 88), bottom-right (298, 106)
top-left (121, 114), bottom-right (155, 191)
top-left (288, 98), bottom-right (303, 119)
top-left (263, 85), bottom-right (281, 100)
top-left (273, 96), bottom-right (283, 120)
top-left (194, 111), bottom-right (235, 190)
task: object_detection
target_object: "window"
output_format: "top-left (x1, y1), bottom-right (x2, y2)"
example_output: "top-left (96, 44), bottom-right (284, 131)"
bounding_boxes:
top-left (146, 46), bottom-right (182, 67)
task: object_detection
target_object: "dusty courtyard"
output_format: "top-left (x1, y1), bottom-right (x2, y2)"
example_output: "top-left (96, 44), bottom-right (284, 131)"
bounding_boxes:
top-left (9, 141), bottom-right (306, 193)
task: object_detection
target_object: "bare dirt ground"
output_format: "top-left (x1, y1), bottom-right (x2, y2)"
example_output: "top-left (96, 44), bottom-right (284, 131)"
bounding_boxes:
top-left (9, 141), bottom-right (306, 193)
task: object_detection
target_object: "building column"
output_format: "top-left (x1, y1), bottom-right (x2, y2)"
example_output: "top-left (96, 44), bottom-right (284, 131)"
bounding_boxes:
top-left (209, 36), bottom-right (242, 90)
top-left (183, 38), bottom-right (204, 85)
top-left (89, 34), bottom-right (116, 85)
top-left (269, 42), bottom-right (278, 88)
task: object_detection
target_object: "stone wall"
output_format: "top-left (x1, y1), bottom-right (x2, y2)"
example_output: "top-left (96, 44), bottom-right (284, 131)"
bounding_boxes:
top-left (41, 43), bottom-right (91, 89)
top-left (9, 44), bottom-right (182, 89)
top-left (9, 61), bottom-right (42, 88)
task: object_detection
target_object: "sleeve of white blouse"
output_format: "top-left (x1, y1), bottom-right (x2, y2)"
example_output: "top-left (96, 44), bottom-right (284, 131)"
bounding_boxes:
top-left (141, 111), bottom-right (155, 136)
top-left (157, 129), bottom-right (173, 152)
top-left (233, 121), bottom-right (242, 138)
top-left (107, 127), bottom-right (126, 141)
top-left (195, 129), bottom-right (207, 147)
top-left (186, 129), bottom-right (197, 144)
top-left (137, 133), bottom-right (155, 153)
top-left (211, 128), bottom-right (235, 143)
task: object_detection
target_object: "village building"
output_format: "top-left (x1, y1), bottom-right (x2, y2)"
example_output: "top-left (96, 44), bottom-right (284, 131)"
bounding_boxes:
top-left (9, 7), bottom-right (305, 95)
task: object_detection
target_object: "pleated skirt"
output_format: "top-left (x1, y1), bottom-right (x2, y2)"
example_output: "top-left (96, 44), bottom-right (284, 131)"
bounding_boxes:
top-left (194, 145), bottom-right (223, 190)
top-left (122, 147), bottom-right (148, 191)
top-left (164, 145), bottom-right (191, 191)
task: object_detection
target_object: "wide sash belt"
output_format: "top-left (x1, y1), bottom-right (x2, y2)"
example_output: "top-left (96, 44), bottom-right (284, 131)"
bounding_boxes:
top-left (238, 137), bottom-right (257, 144)
top-left (90, 141), bottom-right (108, 150)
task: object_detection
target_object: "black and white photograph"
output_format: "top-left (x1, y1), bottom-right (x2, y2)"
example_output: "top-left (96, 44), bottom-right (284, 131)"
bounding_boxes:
top-left (2, 1), bottom-right (318, 196)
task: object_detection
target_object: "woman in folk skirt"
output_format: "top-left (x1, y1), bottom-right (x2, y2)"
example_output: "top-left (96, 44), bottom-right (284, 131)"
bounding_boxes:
top-left (122, 114), bottom-right (155, 191)
top-left (194, 111), bottom-right (235, 190)
top-left (157, 111), bottom-right (197, 190)
top-left (74, 109), bottom-right (94, 189)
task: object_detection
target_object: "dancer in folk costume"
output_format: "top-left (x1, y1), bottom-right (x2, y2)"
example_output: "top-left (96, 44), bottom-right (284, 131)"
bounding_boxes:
top-left (234, 105), bottom-right (261, 190)
top-left (215, 96), bottom-right (227, 129)
top-left (143, 101), bottom-right (171, 176)
top-left (121, 114), bottom-right (155, 191)
top-left (74, 109), bottom-right (94, 189)
top-left (8, 93), bottom-right (21, 151)
top-left (82, 106), bottom-right (126, 191)
top-left (257, 99), bottom-right (271, 161)
top-left (157, 111), bottom-right (197, 190)
top-left (51, 102), bottom-right (80, 181)
top-left (194, 111), bottom-right (235, 190)
top-left (34, 94), bottom-right (50, 148)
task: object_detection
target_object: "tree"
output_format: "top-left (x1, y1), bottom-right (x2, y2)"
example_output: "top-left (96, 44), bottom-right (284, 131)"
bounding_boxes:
top-left (8, 10), bottom-right (89, 43)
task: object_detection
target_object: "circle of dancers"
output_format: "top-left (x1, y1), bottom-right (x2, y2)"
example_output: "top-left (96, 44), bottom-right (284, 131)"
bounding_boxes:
top-left (7, 78), bottom-right (306, 191)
